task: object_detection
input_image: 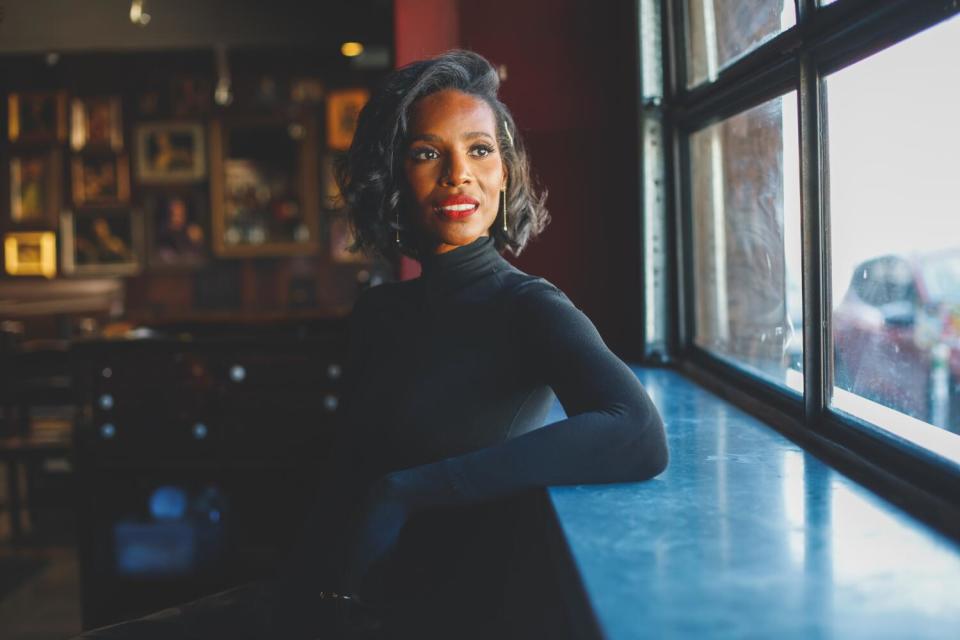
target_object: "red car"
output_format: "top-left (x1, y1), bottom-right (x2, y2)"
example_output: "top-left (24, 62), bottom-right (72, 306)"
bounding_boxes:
top-left (833, 250), bottom-right (960, 433)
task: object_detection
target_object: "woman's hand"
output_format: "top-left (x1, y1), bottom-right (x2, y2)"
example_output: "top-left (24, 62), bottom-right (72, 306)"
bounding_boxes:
top-left (341, 473), bottom-right (412, 595)
top-left (340, 460), bottom-right (458, 596)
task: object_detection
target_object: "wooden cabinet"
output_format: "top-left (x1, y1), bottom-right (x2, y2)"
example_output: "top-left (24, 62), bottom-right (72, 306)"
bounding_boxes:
top-left (71, 322), bottom-right (347, 628)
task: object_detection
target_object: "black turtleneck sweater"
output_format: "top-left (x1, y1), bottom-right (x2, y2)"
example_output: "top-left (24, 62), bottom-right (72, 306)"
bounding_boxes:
top-left (270, 235), bottom-right (669, 636)
top-left (341, 234), bottom-right (667, 499)
top-left (330, 235), bottom-right (667, 571)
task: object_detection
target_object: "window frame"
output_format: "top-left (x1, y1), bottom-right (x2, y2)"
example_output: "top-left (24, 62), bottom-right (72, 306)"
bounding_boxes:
top-left (647, 0), bottom-right (960, 537)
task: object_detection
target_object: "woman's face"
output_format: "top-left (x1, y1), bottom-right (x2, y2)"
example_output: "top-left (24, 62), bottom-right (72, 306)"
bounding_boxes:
top-left (403, 89), bottom-right (507, 255)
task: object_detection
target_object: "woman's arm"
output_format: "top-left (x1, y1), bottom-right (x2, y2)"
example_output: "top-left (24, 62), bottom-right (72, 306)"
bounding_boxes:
top-left (342, 283), bottom-right (668, 589)
top-left (388, 282), bottom-right (668, 509)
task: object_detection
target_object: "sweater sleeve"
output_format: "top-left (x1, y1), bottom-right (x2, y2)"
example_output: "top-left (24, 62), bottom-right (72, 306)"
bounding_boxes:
top-left (390, 281), bottom-right (669, 511)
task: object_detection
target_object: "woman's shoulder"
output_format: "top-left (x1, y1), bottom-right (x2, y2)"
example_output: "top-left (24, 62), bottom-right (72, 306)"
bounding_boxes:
top-left (501, 267), bottom-right (569, 303)
top-left (496, 267), bottom-right (577, 312)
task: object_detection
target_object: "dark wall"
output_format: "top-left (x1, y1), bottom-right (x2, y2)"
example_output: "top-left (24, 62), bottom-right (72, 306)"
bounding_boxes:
top-left (454, 0), bottom-right (643, 355)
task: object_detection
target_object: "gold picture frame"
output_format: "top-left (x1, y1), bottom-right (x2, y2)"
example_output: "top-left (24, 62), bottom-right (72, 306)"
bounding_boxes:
top-left (3, 231), bottom-right (57, 278)
top-left (60, 209), bottom-right (142, 276)
top-left (209, 116), bottom-right (320, 257)
top-left (70, 96), bottom-right (124, 151)
top-left (9, 150), bottom-right (62, 225)
top-left (7, 91), bottom-right (68, 143)
top-left (326, 89), bottom-right (369, 151)
top-left (71, 155), bottom-right (131, 206)
top-left (134, 122), bottom-right (207, 183)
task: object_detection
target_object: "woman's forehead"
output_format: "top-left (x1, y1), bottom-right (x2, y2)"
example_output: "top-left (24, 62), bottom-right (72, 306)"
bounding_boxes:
top-left (408, 89), bottom-right (497, 137)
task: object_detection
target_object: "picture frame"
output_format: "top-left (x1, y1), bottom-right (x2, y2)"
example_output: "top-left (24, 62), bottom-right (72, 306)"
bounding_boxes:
top-left (71, 154), bottom-right (131, 206)
top-left (7, 91), bottom-right (68, 143)
top-left (326, 89), bottom-right (369, 151)
top-left (60, 208), bottom-right (142, 276)
top-left (70, 96), bottom-right (124, 151)
top-left (209, 116), bottom-right (320, 257)
top-left (9, 150), bottom-right (62, 225)
top-left (3, 231), bottom-right (57, 278)
top-left (144, 189), bottom-right (208, 269)
top-left (170, 76), bottom-right (212, 117)
top-left (134, 122), bottom-right (207, 184)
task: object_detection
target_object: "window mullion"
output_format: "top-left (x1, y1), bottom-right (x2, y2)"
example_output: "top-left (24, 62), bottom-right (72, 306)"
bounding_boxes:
top-left (640, 0), bottom-right (670, 361)
top-left (798, 52), bottom-right (829, 425)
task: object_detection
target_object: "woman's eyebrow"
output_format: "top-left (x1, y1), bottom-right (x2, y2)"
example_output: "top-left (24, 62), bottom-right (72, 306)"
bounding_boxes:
top-left (408, 131), bottom-right (495, 144)
top-left (409, 133), bottom-right (442, 143)
top-left (463, 131), bottom-right (494, 141)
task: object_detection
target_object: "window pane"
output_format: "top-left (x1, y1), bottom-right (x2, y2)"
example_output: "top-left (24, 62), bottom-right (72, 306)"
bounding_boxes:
top-left (827, 16), bottom-right (960, 458)
top-left (690, 92), bottom-right (802, 389)
top-left (685, 0), bottom-right (796, 87)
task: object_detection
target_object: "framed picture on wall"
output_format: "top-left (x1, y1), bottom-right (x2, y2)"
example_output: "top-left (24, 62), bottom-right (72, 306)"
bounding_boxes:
top-left (9, 150), bottom-right (61, 225)
top-left (60, 209), bottom-right (141, 276)
top-left (144, 190), bottom-right (208, 269)
top-left (3, 231), bottom-right (57, 278)
top-left (70, 96), bottom-right (124, 151)
top-left (135, 122), bottom-right (207, 183)
top-left (71, 155), bottom-right (131, 206)
top-left (209, 116), bottom-right (319, 257)
top-left (170, 76), bottom-right (212, 116)
top-left (7, 91), bottom-right (68, 143)
top-left (326, 89), bottom-right (369, 151)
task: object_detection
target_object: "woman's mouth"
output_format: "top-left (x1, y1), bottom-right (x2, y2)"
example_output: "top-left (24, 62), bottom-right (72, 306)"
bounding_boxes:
top-left (435, 196), bottom-right (479, 219)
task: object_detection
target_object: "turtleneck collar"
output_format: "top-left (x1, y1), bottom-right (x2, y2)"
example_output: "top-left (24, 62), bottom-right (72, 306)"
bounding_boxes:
top-left (417, 235), bottom-right (508, 296)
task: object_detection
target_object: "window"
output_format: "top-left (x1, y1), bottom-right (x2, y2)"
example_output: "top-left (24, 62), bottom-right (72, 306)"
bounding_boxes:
top-left (684, 0), bottom-right (796, 87)
top-left (689, 93), bottom-right (802, 389)
top-left (654, 0), bottom-right (960, 504)
top-left (826, 15), bottom-right (960, 449)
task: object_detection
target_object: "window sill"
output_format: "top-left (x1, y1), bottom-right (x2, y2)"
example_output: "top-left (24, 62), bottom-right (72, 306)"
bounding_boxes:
top-left (544, 366), bottom-right (960, 638)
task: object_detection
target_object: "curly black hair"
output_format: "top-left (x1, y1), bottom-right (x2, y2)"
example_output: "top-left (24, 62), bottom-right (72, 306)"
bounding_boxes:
top-left (335, 50), bottom-right (549, 260)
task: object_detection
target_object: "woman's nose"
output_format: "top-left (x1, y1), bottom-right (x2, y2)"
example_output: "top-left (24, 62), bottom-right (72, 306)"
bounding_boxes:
top-left (441, 153), bottom-right (471, 186)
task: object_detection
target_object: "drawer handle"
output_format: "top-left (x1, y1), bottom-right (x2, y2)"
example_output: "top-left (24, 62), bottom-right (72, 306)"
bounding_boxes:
top-left (327, 363), bottom-right (342, 380)
top-left (100, 423), bottom-right (116, 439)
top-left (229, 365), bottom-right (246, 383)
top-left (99, 394), bottom-right (114, 410)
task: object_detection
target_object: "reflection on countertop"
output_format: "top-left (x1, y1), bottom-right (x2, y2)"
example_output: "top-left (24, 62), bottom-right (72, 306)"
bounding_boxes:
top-left (550, 367), bottom-right (960, 639)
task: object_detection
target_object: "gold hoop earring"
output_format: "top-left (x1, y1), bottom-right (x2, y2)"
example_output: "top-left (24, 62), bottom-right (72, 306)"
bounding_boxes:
top-left (500, 188), bottom-right (507, 232)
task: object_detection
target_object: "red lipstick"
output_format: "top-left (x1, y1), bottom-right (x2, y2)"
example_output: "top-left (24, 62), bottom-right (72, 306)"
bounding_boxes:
top-left (435, 195), bottom-right (480, 219)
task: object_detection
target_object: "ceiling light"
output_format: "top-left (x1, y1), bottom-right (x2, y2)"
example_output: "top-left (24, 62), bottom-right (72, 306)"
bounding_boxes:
top-left (130, 0), bottom-right (151, 26)
top-left (341, 42), bottom-right (364, 58)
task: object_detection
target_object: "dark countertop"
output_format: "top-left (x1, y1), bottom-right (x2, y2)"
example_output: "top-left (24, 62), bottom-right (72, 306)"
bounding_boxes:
top-left (548, 367), bottom-right (960, 639)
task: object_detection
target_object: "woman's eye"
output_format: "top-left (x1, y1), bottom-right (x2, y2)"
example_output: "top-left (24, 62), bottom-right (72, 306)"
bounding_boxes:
top-left (470, 145), bottom-right (495, 158)
top-left (411, 148), bottom-right (439, 161)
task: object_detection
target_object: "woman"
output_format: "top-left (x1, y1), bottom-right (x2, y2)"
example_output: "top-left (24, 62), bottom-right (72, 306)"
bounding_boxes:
top-left (78, 50), bottom-right (667, 639)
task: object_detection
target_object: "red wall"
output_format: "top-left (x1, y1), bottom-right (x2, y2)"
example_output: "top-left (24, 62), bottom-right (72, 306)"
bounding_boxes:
top-left (393, 0), bottom-right (641, 355)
